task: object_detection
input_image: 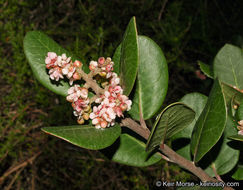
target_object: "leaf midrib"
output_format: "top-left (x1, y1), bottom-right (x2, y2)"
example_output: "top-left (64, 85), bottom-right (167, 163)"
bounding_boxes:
top-left (193, 103), bottom-right (211, 161)
top-left (229, 56), bottom-right (239, 88)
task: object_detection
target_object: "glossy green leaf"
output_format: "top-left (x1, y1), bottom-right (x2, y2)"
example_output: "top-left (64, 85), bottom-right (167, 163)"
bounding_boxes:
top-left (198, 61), bottom-right (213, 78)
top-left (228, 134), bottom-right (243, 141)
top-left (203, 117), bottom-right (239, 177)
top-left (232, 164), bottom-right (243, 180)
top-left (236, 100), bottom-right (243, 120)
top-left (24, 31), bottom-right (88, 97)
top-left (191, 79), bottom-right (227, 162)
top-left (222, 83), bottom-right (243, 107)
top-left (146, 103), bottom-right (195, 152)
top-left (129, 35), bottom-right (168, 120)
top-left (42, 125), bottom-right (121, 150)
top-left (111, 134), bottom-right (161, 167)
top-left (231, 99), bottom-right (243, 141)
top-left (214, 44), bottom-right (243, 89)
top-left (112, 44), bottom-right (121, 74)
top-left (171, 93), bottom-right (208, 160)
top-left (120, 17), bottom-right (139, 96)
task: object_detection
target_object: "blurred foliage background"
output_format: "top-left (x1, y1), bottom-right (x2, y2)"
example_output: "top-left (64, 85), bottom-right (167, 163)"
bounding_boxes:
top-left (0, 0), bottom-right (243, 189)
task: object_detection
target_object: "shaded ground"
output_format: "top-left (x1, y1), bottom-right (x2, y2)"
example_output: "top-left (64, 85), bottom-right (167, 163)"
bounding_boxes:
top-left (0, 0), bottom-right (243, 189)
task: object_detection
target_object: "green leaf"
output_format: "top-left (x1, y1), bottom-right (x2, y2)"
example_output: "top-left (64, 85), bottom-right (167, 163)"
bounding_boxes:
top-left (214, 44), bottom-right (243, 89)
top-left (203, 116), bottom-right (240, 176)
top-left (221, 83), bottom-right (243, 107)
top-left (42, 125), bottom-right (121, 150)
top-left (24, 31), bottom-right (88, 97)
top-left (129, 35), bottom-right (168, 120)
top-left (112, 44), bottom-right (121, 74)
top-left (111, 134), bottom-right (161, 167)
top-left (171, 93), bottom-right (208, 160)
top-left (198, 61), bottom-right (213, 78)
top-left (146, 102), bottom-right (195, 152)
top-left (120, 17), bottom-right (139, 96)
top-left (236, 99), bottom-right (243, 120)
top-left (228, 134), bottom-right (243, 141)
top-left (232, 164), bottom-right (243, 180)
top-left (191, 79), bottom-right (227, 162)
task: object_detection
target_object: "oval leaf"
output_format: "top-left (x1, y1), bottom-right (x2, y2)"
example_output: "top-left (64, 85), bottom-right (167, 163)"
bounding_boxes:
top-left (214, 44), bottom-right (243, 89)
top-left (222, 82), bottom-right (243, 107)
top-left (120, 17), bottom-right (139, 96)
top-left (24, 31), bottom-right (88, 97)
top-left (146, 102), bottom-right (195, 152)
top-left (198, 61), bottom-right (213, 78)
top-left (232, 164), bottom-right (243, 180)
top-left (203, 116), bottom-right (239, 176)
top-left (111, 134), bottom-right (161, 167)
top-left (191, 79), bottom-right (227, 162)
top-left (236, 99), bottom-right (243, 120)
top-left (228, 134), bottom-right (243, 141)
top-left (42, 125), bottom-right (121, 150)
top-left (112, 44), bottom-right (122, 74)
top-left (129, 35), bottom-right (168, 120)
top-left (171, 93), bottom-right (208, 160)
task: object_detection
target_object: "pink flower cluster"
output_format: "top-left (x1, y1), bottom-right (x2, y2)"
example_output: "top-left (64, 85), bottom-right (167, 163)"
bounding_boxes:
top-left (45, 52), bottom-right (82, 85)
top-left (66, 85), bottom-right (90, 124)
top-left (89, 57), bottom-right (114, 78)
top-left (89, 73), bottom-right (132, 129)
top-left (45, 52), bottom-right (132, 128)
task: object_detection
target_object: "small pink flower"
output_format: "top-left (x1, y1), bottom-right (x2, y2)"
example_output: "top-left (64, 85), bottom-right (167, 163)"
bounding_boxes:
top-left (45, 52), bottom-right (57, 69)
top-left (106, 63), bottom-right (113, 72)
top-left (48, 67), bottom-right (63, 81)
top-left (79, 87), bottom-right (89, 99)
top-left (48, 52), bottom-right (57, 59)
top-left (238, 130), bottom-right (243, 136)
top-left (66, 85), bottom-right (88, 102)
top-left (89, 61), bottom-right (98, 71)
top-left (110, 74), bottom-right (120, 86)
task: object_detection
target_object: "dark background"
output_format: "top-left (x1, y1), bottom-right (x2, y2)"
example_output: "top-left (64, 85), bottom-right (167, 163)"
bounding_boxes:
top-left (1, 0), bottom-right (243, 189)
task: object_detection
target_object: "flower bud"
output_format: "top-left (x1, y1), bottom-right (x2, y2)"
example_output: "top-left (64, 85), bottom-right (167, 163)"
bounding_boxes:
top-left (83, 113), bottom-right (90, 120)
top-left (74, 60), bottom-right (82, 67)
top-left (120, 103), bottom-right (128, 111)
top-left (89, 65), bottom-right (96, 71)
top-left (77, 118), bottom-right (85, 124)
top-left (100, 120), bottom-right (108, 128)
top-left (106, 57), bottom-right (111, 63)
top-left (73, 72), bottom-right (81, 80)
top-left (233, 104), bottom-right (238, 110)
top-left (99, 72), bottom-right (107, 77)
top-left (98, 57), bottom-right (105, 65)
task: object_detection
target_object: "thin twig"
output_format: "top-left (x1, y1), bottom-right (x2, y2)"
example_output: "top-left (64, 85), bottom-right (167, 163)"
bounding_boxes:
top-left (4, 168), bottom-right (24, 190)
top-left (0, 152), bottom-right (41, 185)
top-left (212, 164), bottom-right (223, 181)
top-left (120, 118), bottom-right (172, 162)
top-left (121, 118), bottom-right (234, 190)
top-left (79, 69), bottom-right (105, 95)
top-left (158, 0), bottom-right (168, 21)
